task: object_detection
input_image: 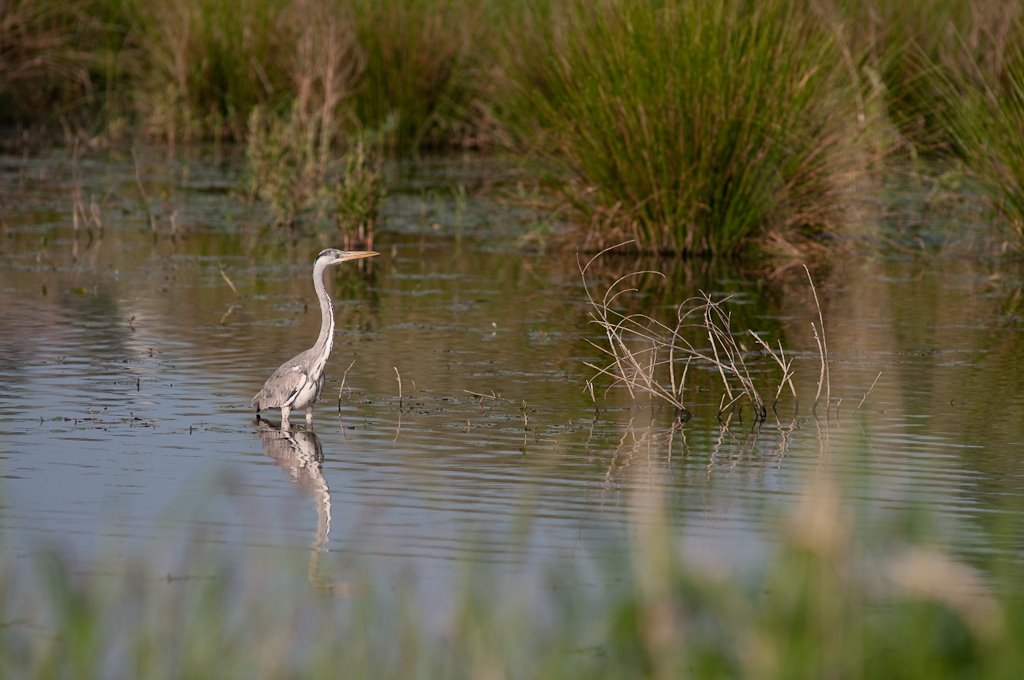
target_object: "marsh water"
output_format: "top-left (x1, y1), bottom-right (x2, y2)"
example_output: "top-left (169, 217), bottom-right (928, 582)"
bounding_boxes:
top-left (1, 146), bottom-right (1022, 610)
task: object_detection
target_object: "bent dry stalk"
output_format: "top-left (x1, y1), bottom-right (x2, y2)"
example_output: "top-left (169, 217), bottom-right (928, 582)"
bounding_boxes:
top-left (337, 359), bottom-right (356, 413)
top-left (805, 264), bottom-right (831, 417)
top-left (581, 242), bottom-right (822, 425)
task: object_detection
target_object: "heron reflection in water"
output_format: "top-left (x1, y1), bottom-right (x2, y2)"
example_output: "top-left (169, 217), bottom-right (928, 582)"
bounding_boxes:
top-left (256, 421), bottom-right (350, 595)
top-left (253, 249), bottom-right (378, 429)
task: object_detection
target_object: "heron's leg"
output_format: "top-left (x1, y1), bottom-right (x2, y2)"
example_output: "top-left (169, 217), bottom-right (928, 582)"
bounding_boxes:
top-left (305, 406), bottom-right (314, 424)
top-left (281, 406), bottom-right (291, 430)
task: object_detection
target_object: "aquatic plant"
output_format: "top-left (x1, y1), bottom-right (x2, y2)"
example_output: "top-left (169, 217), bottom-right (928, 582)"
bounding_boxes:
top-left (503, 0), bottom-right (864, 255)
top-left (580, 243), bottom-right (821, 422)
top-left (331, 140), bottom-right (385, 247)
top-left (245, 107), bottom-right (310, 226)
top-left (246, 108), bottom-right (386, 236)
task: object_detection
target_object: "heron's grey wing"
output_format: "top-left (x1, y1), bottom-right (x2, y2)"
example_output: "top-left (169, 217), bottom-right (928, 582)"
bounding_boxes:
top-left (252, 362), bottom-right (309, 410)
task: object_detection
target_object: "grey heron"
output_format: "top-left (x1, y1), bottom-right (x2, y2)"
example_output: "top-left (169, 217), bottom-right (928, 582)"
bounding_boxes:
top-left (252, 248), bottom-right (378, 427)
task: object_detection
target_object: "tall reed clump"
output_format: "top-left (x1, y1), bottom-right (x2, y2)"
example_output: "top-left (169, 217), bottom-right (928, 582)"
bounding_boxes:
top-left (348, 0), bottom-right (484, 152)
top-left (0, 0), bottom-right (99, 124)
top-left (504, 0), bottom-right (863, 256)
top-left (824, 0), bottom-right (1021, 155)
top-left (245, 1), bottom-right (384, 240)
top-left (942, 19), bottom-right (1024, 247)
top-left (128, 0), bottom-right (294, 142)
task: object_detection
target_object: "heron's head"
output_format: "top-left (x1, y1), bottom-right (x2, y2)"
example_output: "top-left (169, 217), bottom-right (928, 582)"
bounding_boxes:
top-left (317, 248), bottom-right (380, 266)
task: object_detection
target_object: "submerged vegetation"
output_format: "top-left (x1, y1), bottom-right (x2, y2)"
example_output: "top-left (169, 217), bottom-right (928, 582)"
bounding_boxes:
top-left (3, 0), bottom-right (1024, 250)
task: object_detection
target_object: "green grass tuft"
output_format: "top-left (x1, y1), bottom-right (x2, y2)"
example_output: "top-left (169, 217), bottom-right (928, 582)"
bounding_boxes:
top-left (129, 0), bottom-right (294, 142)
top-left (503, 0), bottom-right (864, 255)
top-left (246, 107), bottom-right (387, 237)
top-left (943, 18), bottom-right (1024, 247)
top-left (825, 0), bottom-right (1021, 155)
top-left (348, 0), bottom-right (485, 152)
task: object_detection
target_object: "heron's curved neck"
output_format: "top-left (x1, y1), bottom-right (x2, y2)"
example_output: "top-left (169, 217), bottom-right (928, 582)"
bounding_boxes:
top-left (312, 261), bottom-right (335, 357)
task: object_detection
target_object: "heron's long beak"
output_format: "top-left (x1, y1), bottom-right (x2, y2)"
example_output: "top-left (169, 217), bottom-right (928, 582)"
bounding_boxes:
top-left (340, 250), bottom-right (380, 261)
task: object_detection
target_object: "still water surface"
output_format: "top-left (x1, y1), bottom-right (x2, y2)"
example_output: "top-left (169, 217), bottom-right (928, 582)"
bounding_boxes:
top-left (1, 147), bottom-right (1022, 604)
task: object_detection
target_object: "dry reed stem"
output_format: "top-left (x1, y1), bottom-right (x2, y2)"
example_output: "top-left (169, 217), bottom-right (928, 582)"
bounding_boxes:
top-left (219, 267), bottom-right (238, 295)
top-left (71, 139), bottom-right (82, 234)
top-left (749, 331), bottom-right (797, 413)
top-left (336, 359), bottom-right (356, 412)
top-left (804, 264), bottom-right (831, 416)
top-left (702, 296), bottom-right (765, 418)
top-left (853, 369), bottom-right (883, 416)
top-left (131, 149), bottom-right (157, 233)
top-left (583, 244), bottom-right (836, 426)
top-left (219, 304), bottom-right (238, 324)
top-left (463, 389), bottom-right (510, 405)
top-left (394, 366), bottom-right (403, 411)
top-left (810, 322), bottom-right (826, 415)
top-left (70, 141), bottom-right (103, 237)
top-left (581, 245), bottom-right (767, 421)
